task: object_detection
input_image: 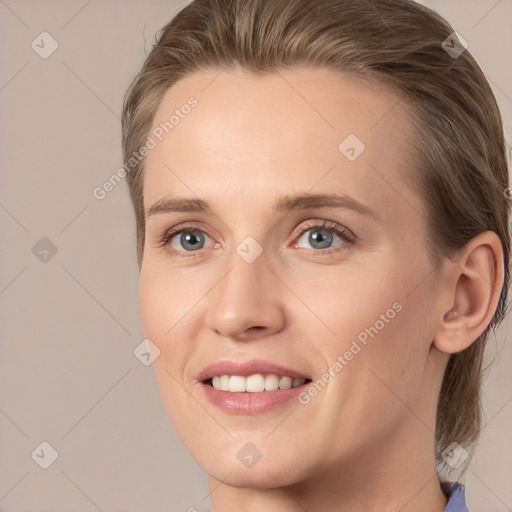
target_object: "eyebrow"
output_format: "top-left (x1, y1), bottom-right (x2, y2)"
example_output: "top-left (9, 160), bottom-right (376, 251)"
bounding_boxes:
top-left (145, 193), bottom-right (379, 220)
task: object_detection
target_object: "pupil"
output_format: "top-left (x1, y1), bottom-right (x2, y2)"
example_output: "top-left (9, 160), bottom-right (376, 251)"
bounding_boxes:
top-left (310, 229), bottom-right (332, 249)
top-left (181, 230), bottom-right (204, 250)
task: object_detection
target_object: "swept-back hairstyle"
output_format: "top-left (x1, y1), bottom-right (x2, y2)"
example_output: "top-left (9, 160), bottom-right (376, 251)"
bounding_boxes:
top-left (122, 0), bottom-right (511, 469)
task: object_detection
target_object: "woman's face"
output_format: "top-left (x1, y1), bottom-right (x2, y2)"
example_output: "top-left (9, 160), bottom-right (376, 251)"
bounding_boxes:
top-left (139, 67), bottom-right (447, 487)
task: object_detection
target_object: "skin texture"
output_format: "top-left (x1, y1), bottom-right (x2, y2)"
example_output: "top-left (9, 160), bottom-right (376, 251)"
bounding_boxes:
top-left (138, 66), bottom-right (504, 512)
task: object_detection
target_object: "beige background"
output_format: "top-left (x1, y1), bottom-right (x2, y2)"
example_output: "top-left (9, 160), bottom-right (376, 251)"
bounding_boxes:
top-left (0, 1), bottom-right (510, 511)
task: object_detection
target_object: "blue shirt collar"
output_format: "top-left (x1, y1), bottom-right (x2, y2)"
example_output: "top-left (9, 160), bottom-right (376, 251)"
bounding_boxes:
top-left (442, 481), bottom-right (469, 512)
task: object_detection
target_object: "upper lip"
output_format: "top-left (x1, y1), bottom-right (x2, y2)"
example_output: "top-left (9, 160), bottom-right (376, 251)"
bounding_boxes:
top-left (196, 359), bottom-right (311, 382)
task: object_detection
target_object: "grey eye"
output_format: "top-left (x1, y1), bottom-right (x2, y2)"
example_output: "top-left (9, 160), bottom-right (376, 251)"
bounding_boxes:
top-left (296, 228), bottom-right (344, 250)
top-left (171, 229), bottom-right (210, 251)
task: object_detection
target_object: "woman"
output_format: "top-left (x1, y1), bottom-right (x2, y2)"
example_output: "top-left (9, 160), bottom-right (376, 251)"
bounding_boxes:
top-left (121, 0), bottom-right (510, 510)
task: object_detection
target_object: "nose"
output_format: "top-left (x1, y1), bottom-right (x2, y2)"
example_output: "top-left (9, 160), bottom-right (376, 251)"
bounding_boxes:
top-left (205, 251), bottom-right (286, 342)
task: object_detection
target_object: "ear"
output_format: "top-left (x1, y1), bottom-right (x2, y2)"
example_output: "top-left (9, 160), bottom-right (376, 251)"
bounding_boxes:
top-left (433, 231), bottom-right (505, 354)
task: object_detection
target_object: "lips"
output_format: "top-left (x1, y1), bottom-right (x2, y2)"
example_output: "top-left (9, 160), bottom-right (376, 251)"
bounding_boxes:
top-left (196, 359), bottom-right (313, 413)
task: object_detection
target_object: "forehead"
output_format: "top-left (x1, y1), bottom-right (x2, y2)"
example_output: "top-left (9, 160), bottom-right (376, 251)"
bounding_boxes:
top-left (143, 66), bottom-right (422, 227)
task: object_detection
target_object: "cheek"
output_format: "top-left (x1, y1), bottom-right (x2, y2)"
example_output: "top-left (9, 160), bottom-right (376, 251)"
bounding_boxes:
top-left (292, 262), bottom-right (403, 347)
top-left (138, 264), bottom-right (191, 342)
top-left (138, 269), bottom-right (199, 430)
top-left (308, 261), bottom-right (432, 406)
top-left (138, 268), bottom-right (194, 382)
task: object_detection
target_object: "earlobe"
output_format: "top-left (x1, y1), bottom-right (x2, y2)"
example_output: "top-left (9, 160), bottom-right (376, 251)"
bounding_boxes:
top-left (434, 231), bottom-right (504, 355)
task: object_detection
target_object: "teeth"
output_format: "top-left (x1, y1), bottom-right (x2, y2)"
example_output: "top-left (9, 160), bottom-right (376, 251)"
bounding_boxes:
top-left (264, 374), bottom-right (279, 391)
top-left (220, 375), bottom-right (230, 390)
top-left (229, 375), bottom-right (245, 392)
top-left (279, 376), bottom-right (292, 389)
top-left (210, 374), bottom-right (307, 392)
top-left (246, 374), bottom-right (265, 392)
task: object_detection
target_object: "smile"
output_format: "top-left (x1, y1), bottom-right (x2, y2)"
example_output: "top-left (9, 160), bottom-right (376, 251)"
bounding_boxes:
top-left (197, 359), bottom-right (313, 413)
top-left (208, 374), bottom-right (309, 392)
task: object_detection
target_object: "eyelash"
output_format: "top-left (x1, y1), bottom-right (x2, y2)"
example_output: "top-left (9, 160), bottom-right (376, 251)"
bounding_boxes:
top-left (158, 220), bottom-right (357, 259)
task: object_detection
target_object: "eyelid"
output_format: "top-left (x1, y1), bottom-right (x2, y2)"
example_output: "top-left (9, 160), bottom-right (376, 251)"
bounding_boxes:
top-left (291, 219), bottom-right (357, 247)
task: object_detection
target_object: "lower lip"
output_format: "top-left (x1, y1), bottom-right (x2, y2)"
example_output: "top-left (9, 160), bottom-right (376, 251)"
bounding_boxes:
top-left (200, 382), bottom-right (309, 414)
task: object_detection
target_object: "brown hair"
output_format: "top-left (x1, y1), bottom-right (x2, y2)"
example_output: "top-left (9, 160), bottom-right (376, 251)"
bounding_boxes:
top-left (121, 0), bottom-right (511, 470)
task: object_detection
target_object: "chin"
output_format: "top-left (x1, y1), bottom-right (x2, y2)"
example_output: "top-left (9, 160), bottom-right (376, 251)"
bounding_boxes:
top-left (205, 462), bottom-right (304, 490)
